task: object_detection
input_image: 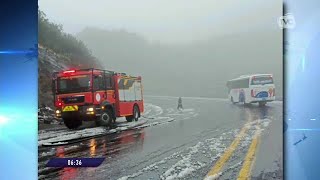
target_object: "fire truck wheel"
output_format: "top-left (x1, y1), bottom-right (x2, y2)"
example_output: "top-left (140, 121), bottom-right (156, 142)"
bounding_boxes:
top-left (126, 105), bottom-right (139, 122)
top-left (98, 109), bottom-right (113, 127)
top-left (126, 116), bottom-right (133, 122)
top-left (133, 105), bottom-right (140, 121)
top-left (64, 118), bottom-right (82, 129)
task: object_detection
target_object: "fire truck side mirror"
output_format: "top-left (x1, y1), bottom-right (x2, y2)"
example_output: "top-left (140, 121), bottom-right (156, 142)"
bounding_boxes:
top-left (51, 78), bottom-right (56, 93)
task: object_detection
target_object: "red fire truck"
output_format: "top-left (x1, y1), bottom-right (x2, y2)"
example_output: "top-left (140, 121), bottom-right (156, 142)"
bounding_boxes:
top-left (52, 68), bottom-right (144, 129)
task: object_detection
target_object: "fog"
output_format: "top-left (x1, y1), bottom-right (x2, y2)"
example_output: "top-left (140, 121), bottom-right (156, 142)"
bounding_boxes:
top-left (39, 0), bottom-right (283, 98)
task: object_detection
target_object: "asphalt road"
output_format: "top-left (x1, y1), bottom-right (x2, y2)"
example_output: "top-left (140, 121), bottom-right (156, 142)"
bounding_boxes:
top-left (38, 96), bottom-right (283, 180)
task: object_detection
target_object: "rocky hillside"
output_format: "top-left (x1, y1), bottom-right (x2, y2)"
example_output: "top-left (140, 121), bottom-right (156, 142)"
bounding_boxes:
top-left (38, 44), bottom-right (103, 108)
top-left (39, 45), bottom-right (68, 108)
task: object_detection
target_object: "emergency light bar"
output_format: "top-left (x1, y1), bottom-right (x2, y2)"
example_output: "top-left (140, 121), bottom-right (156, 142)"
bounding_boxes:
top-left (63, 70), bottom-right (76, 74)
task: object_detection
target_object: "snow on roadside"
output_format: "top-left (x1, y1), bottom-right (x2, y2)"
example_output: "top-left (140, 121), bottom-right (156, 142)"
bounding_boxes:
top-left (150, 104), bottom-right (163, 117)
top-left (117, 117), bottom-right (273, 180)
top-left (135, 106), bottom-right (198, 129)
top-left (38, 103), bottom-right (164, 145)
top-left (39, 120), bottom-right (148, 146)
top-left (38, 127), bottom-right (107, 146)
top-left (160, 142), bottom-right (205, 180)
top-left (204, 172), bottom-right (222, 180)
top-left (117, 130), bottom-right (236, 180)
top-left (143, 103), bottom-right (160, 116)
top-left (38, 106), bottom-right (60, 124)
top-left (39, 102), bottom-right (198, 146)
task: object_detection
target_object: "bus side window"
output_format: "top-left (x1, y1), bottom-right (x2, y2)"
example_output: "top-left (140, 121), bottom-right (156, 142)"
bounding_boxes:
top-left (237, 78), bottom-right (249, 88)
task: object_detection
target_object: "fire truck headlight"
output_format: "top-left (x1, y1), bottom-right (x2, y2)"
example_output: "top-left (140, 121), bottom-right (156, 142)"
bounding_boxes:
top-left (56, 110), bottom-right (61, 114)
top-left (87, 107), bottom-right (94, 112)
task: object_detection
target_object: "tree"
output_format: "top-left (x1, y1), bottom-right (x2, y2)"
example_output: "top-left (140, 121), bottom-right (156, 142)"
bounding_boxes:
top-left (38, 9), bottom-right (101, 67)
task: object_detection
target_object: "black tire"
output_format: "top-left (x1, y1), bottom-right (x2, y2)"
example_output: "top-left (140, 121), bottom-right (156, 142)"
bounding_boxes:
top-left (97, 108), bottom-right (113, 127)
top-left (126, 116), bottom-right (133, 122)
top-left (259, 102), bottom-right (266, 107)
top-left (126, 105), bottom-right (140, 122)
top-left (133, 105), bottom-right (140, 121)
top-left (231, 96), bottom-right (236, 104)
top-left (244, 103), bottom-right (251, 107)
top-left (64, 118), bottom-right (82, 129)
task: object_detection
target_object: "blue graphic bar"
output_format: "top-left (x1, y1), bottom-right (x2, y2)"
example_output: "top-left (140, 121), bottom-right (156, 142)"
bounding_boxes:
top-left (0, 50), bottom-right (34, 54)
top-left (46, 158), bottom-right (105, 167)
top-left (288, 128), bottom-right (320, 131)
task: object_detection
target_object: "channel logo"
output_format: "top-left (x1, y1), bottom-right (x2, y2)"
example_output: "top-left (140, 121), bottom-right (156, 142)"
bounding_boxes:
top-left (278, 13), bottom-right (296, 29)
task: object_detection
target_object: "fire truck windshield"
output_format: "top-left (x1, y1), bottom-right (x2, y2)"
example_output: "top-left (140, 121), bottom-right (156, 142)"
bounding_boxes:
top-left (57, 75), bottom-right (91, 94)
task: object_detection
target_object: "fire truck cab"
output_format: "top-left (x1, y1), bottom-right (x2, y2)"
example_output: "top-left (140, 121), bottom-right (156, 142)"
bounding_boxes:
top-left (52, 68), bottom-right (144, 129)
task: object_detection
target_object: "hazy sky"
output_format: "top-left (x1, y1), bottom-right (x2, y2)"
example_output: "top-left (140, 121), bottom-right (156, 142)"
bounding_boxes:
top-left (39, 0), bottom-right (282, 43)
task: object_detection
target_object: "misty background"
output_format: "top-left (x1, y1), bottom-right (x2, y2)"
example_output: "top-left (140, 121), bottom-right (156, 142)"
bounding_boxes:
top-left (39, 0), bottom-right (283, 99)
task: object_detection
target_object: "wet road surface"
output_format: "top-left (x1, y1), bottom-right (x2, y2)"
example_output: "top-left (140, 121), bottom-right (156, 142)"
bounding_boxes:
top-left (38, 96), bottom-right (283, 180)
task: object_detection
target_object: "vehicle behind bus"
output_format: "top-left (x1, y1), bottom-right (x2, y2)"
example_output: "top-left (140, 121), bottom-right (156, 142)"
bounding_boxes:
top-left (52, 68), bottom-right (144, 129)
top-left (227, 74), bottom-right (275, 106)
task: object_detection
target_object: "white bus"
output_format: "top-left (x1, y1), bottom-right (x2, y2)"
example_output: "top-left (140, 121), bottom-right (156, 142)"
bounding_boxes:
top-left (226, 74), bottom-right (276, 106)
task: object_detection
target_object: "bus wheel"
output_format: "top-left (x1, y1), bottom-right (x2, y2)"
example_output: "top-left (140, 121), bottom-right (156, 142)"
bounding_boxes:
top-left (244, 103), bottom-right (251, 106)
top-left (64, 118), bottom-right (82, 129)
top-left (98, 109), bottom-right (113, 127)
top-left (259, 102), bottom-right (266, 107)
top-left (231, 96), bottom-right (236, 104)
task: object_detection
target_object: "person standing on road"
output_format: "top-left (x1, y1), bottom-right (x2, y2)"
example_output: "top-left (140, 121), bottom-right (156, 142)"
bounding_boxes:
top-left (177, 97), bottom-right (183, 110)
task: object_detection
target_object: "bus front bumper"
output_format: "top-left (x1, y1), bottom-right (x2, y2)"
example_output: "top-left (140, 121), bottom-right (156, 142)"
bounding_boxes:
top-left (250, 96), bottom-right (275, 103)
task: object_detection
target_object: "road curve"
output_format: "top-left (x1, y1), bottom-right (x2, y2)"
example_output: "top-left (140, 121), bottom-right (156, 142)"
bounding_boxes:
top-left (38, 96), bottom-right (283, 180)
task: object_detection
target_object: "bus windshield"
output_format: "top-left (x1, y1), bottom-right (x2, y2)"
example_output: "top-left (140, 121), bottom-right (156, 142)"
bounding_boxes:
top-left (57, 75), bottom-right (91, 94)
top-left (251, 76), bottom-right (273, 85)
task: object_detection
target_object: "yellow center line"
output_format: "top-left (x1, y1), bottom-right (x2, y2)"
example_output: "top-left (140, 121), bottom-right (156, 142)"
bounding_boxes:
top-left (205, 121), bottom-right (251, 179)
top-left (237, 124), bottom-right (261, 180)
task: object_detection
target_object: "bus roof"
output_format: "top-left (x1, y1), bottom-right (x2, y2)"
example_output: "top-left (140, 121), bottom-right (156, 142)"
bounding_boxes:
top-left (228, 74), bottom-right (273, 81)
